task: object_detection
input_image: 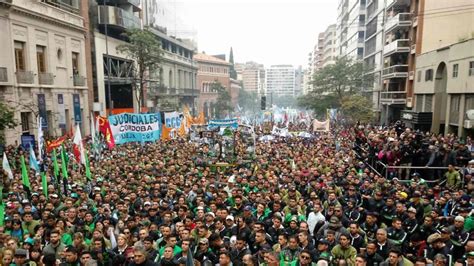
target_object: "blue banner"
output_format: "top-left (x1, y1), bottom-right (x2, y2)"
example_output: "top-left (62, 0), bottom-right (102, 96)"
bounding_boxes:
top-left (73, 94), bottom-right (81, 123)
top-left (208, 119), bottom-right (238, 129)
top-left (37, 94), bottom-right (48, 129)
top-left (109, 113), bottom-right (162, 144)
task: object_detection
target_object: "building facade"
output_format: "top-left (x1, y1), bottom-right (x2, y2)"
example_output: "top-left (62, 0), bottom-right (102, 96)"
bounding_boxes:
top-left (322, 24), bottom-right (337, 67)
top-left (0, 0), bottom-right (90, 145)
top-left (241, 61), bottom-right (265, 95)
top-left (265, 65), bottom-right (296, 97)
top-left (336, 0), bottom-right (366, 59)
top-left (194, 53), bottom-right (231, 119)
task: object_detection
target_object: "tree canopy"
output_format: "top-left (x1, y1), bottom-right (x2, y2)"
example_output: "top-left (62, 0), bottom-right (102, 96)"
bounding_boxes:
top-left (213, 82), bottom-right (233, 119)
top-left (340, 94), bottom-right (375, 123)
top-left (0, 102), bottom-right (17, 145)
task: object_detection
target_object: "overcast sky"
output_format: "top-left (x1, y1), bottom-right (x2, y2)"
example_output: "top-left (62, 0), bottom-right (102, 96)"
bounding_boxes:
top-left (175, 0), bottom-right (337, 68)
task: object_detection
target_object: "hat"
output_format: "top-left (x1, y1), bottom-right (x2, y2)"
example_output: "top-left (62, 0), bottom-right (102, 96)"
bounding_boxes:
top-left (93, 187), bottom-right (101, 191)
top-left (243, 205), bottom-right (252, 211)
top-left (31, 192), bottom-right (39, 197)
top-left (14, 249), bottom-right (28, 257)
top-left (199, 238), bottom-right (209, 244)
top-left (144, 201), bottom-right (151, 206)
top-left (469, 160), bottom-right (474, 165)
top-left (21, 199), bottom-right (29, 204)
top-left (196, 206), bottom-right (205, 211)
top-left (399, 192), bottom-right (408, 199)
top-left (408, 207), bottom-right (417, 213)
top-left (226, 215), bottom-right (234, 221)
top-left (329, 216), bottom-right (341, 226)
top-left (455, 216), bottom-right (465, 222)
top-left (70, 193), bottom-right (78, 198)
top-left (24, 238), bottom-right (35, 245)
top-left (50, 194), bottom-right (59, 199)
top-left (440, 227), bottom-right (451, 234)
top-left (290, 216), bottom-right (298, 223)
top-left (318, 238), bottom-right (329, 245)
top-left (205, 212), bottom-right (215, 218)
top-left (427, 233), bottom-right (443, 244)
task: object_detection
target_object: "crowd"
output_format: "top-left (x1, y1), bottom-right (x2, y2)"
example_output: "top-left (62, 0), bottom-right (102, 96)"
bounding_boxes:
top-left (0, 121), bottom-right (474, 266)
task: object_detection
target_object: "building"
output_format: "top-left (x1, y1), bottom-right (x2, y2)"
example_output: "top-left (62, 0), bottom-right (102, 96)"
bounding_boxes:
top-left (194, 53), bottom-right (231, 119)
top-left (265, 65), bottom-right (296, 97)
top-left (241, 61), bottom-right (265, 95)
top-left (312, 33), bottom-right (325, 74)
top-left (336, 0), bottom-right (366, 59)
top-left (294, 65), bottom-right (304, 96)
top-left (379, 0), bottom-right (421, 123)
top-left (322, 24), bottom-right (337, 67)
top-left (0, 0), bottom-right (91, 145)
top-left (404, 0), bottom-right (474, 136)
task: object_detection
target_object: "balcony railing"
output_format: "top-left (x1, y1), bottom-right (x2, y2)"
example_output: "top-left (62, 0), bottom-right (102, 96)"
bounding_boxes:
top-left (380, 91), bottom-right (407, 105)
top-left (382, 65), bottom-right (409, 79)
top-left (117, 0), bottom-right (140, 11)
top-left (383, 39), bottom-right (410, 56)
top-left (39, 72), bottom-right (54, 85)
top-left (386, 0), bottom-right (410, 10)
top-left (385, 13), bottom-right (412, 32)
top-left (150, 87), bottom-right (200, 97)
top-left (41, 0), bottom-right (80, 14)
top-left (73, 75), bottom-right (85, 86)
top-left (98, 5), bottom-right (140, 30)
top-left (16, 71), bottom-right (34, 84)
top-left (0, 67), bottom-right (7, 82)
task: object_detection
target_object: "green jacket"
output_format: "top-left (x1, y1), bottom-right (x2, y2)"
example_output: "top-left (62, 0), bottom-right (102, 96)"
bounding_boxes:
top-left (331, 245), bottom-right (357, 265)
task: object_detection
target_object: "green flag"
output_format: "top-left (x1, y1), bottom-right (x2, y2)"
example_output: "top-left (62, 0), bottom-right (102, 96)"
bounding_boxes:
top-left (41, 172), bottom-right (48, 198)
top-left (61, 147), bottom-right (68, 179)
top-left (53, 149), bottom-right (59, 178)
top-left (0, 202), bottom-right (4, 227)
top-left (85, 150), bottom-right (92, 181)
top-left (21, 155), bottom-right (31, 189)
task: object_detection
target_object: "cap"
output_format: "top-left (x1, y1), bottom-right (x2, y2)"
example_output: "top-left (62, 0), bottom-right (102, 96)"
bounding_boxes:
top-left (144, 201), bottom-right (151, 206)
top-left (199, 238), bottom-right (209, 244)
top-left (399, 192), bottom-right (408, 199)
top-left (243, 205), bottom-right (252, 211)
top-left (205, 212), bottom-right (215, 218)
top-left (196, 206), bottom-right (205, 211)
top-left (226, 215), bottom-right (234, 221)
top-left (469, 160), bottom-right (474, 165)
top-left (290, 216), bottom-right (298, 223)
top-left (329, 216), bottom-right (340, 224)
top-left (440, 227), bottom-right (451, 234)
top-left (24, 238), bottom-right (35, 245)
top-left (408, 207), bottom-right (417, 213)
top-left (50, 194), bottom-right (59, 199)
top-left (455, 216), bottom-right (465, 222)
top-left (318, 238), bottom-right (329, 245)
top-left (427, 233), bottom-right (443, 244)
top-left (21, 199), bottom-right (29, 204)
top-left (467, 251), bottom-right (474, 257)
top-left (14, 249), bottom-right (28, 257)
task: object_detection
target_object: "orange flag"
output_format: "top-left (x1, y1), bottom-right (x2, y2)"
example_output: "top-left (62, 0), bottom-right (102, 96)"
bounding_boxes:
top-left (97, 116), bottom-right (115, 149)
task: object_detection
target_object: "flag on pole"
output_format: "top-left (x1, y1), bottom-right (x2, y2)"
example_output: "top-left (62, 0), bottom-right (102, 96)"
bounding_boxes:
top-left (90, 114), bottom-right (97, 145)
top-left (0, 202), bottom-right (4, 227)
top-left (20, 155), bottom-right (31, 189)
top-left (98, 116), bottom-right (115, 149)
top-left (29, 147), bottom-right (40, 173)
top-left (85, 150), bottom-right (92, 181)
top-left (37, 116), bottom-right (44, 162)
top-left (52, 149), bottom-right (59, 178)
top-left (41, 172), bottom-right (48, 197)
top-left (61, 146), bottom-right (68, 179)
top-left (46, 136), bottom-right (66, 153)
top-left (2, 152), bottom-right (13, 180)
top-left (73, 125), bottom-right (86, 165)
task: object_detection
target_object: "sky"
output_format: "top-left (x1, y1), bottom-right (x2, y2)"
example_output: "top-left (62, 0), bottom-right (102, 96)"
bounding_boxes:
top-left (171, 0), bottom-right (338, 68)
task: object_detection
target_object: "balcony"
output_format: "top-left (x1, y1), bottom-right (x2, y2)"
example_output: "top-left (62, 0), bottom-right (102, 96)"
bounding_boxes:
top-left (386, 0), bottom-right (410, 10)
top-left (0, 67), bottom-right (7, 82)
top-left (39, 73), bottom-right (54, 85)
top-left (385, 13), bottom-right (411, 32)
top-left (380, 91), bottom-right (407, 105)
top-left (41, 0), bottom-right (80, 14)
top-left (98, 5), bottom-right (140, 30)
top-left (73, 75), bottom-right (85, 86)
top-left (382, 65), bottom-right (409, 79)
top-left (16, 71), bottom-right (34, 84)
top-left (117, 0), bottom-right (140, 11)
top-left (149, 87), bottom-right (200, 97)
top-left (162, 50), bottom-right (197, 67)
top-left (383, 39), bottom-right (410, 56)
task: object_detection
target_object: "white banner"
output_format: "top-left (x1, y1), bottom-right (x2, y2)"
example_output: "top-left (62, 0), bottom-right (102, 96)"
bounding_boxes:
top-left (313, 119), bottom-right (330, 132)
top-left (164, 111), bottom-right (184, 129)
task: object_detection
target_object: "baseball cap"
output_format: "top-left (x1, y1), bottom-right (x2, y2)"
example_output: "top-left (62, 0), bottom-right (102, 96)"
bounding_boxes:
top-left (243, 205), bottom-right (252, 211)
top-left (226, 215), bottom-right (234, 221)
top-left (14, 249), bottom-right (28, 257)
top-left (318, 238), bottom-right (329, 245)
top-left (199, 238), bottom-right (209, 244)
top-left (455, 216), bottom-right (465, 222)
top-left (205, 212), bottom-right (215, 218)
top-left (408, 207), bottom-right (417, 213)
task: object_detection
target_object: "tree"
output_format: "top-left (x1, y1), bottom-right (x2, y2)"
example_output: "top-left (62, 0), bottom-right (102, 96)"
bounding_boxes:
top-left (212, 82), bottom-right (233, 119)
top-left (311, 57), bottom-right (363, 101)
top-left (0, 102), bottom-right (18, 145)
top-left (297, 93), bottom-right (339, 119)
top-left (340, 94), bottom-right (375, 124)
top-left (117, 28), bottom-right (162, 113)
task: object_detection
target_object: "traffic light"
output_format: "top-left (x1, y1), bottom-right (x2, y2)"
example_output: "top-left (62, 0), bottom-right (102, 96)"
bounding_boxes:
top-left (261, 96), bottom-right (266, 110)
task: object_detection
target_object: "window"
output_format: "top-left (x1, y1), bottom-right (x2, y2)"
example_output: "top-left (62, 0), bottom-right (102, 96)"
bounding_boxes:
top-left (469, 61), bottom-right (474, 76)
top-left (14, 41), bottom-right (25, 71)
top-left (452, 63), bottom-right (458, 78)
top-left (37, 45), bottom-right (46, 73)
top-left (425, 69), bottom-right (433, 81)
top-left (72, 52), bottom-right (79, 75)
top-left (21, 112), bottom-right (30, 132)
top-left (417, 70), bottom-right (421, 82)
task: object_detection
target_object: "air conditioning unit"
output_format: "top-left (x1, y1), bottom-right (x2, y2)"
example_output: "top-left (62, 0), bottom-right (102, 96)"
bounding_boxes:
top-left (464, 120), bottom-right (473, 129)
top-left (409, 71), bottom-right (414, 80)
top-left (466, 109), bottom-right (474, 120)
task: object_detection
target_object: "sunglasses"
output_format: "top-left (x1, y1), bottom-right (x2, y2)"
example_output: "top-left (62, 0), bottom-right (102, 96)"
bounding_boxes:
top-left (300, 255), bottom-right (310, 260)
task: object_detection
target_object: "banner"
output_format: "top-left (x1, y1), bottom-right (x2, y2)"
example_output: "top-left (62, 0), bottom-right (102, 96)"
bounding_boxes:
top-left (164, 111), bottom-right (184, 129)
top-left (312, 119), bottom-right (330, 132)
top-left (57, 94), bottom-right (66, 129)
top-left (73, 94), bottom-right (81, 123)
top-left (208, 119), bottom-right (238, 130)
top-left (37, 94), bottom-right (48, 129)
top-left (271, 126), bottom-right (291, 137)
top-left (109, 113), bottom-right (161, 144)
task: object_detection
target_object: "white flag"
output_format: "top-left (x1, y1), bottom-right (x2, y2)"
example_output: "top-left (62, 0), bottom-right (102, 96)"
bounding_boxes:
top-left (2, 152), bottom-right (13, 180)
top-left (90, 114), bottom-right (96, 144)
top-left (73, 125), bottom-right (86, 165)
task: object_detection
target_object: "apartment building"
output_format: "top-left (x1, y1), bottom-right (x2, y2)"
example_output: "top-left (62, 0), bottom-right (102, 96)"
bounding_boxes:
top-left (265, 65), bottom-right (296, 97)
top-left (322, 24), bottom-right (337, 67)
top-left (0, 0), bottom-right (91, 144)
top-left (241, 61), bottom-right (265, 95)
top-left (336, 0), bottom-right (366, 59)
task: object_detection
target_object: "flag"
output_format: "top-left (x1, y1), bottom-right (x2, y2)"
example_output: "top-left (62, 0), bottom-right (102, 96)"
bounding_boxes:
top-left (52, 149), bottom-right (59, 178)
top-left (20, 155), bottom-right (31, 189)
top-left (85, 150), bottom-right (92, 181)
top-left (0, 202), bottom-right (4, 227)
top-left (60, 146), bottom-right (68, 179)
top-left (2, 152), bottom-right (13, 180)
top-left (185, 248), bottom-right (195, 266)
top-left (98, 116), bottom-right (115, 149)
top-left (73, 125), bottom-right (86, 165)
top-left (29, 147), bottom-right (40, 173)
top-left (46, 136), bottom-right (66, 153)
top-left (37, 116), bottom-right (44, 162)
top-left (41, 172), bottom-right (48, 197)
top-left (90, 114), bottom-right (97, 144)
